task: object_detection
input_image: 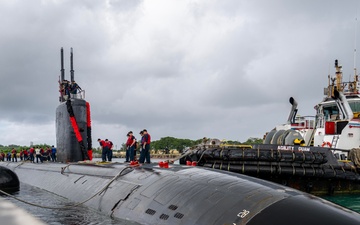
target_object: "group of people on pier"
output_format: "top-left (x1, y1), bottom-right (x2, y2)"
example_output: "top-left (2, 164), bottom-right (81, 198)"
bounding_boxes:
top-left (0, 146), bottom-right (57, 163)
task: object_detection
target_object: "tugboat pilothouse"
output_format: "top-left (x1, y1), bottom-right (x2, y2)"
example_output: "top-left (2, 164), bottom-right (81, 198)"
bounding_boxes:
top-left (265, 59), bottom-right (360, 157)
top-left (314, 59), bottom-right (360, 151)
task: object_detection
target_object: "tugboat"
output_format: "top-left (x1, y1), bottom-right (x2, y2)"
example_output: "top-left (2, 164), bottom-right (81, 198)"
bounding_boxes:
top-left (262, 59), bottom-right (360, 166)
top-left (264, 59), bottom-right (360, 152)
top-left (182, 60), bottom-right (360, 195)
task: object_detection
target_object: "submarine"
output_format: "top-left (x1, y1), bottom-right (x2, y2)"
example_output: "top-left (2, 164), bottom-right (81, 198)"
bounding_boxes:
top-left (0, 48), bottom-right (360, 225)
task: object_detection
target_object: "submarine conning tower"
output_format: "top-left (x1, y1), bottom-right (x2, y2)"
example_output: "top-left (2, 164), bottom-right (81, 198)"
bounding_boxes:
top-left (56, 48), bottom-right (92, 163)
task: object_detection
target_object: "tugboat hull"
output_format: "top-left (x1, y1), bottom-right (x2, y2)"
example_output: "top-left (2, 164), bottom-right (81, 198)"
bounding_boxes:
top-left (182, 144), bottom-right (360, 195)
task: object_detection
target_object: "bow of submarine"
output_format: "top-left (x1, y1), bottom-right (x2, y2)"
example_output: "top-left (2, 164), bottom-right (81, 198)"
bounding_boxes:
top-left (2, 162), bottom-right (359, 225)
top-left (247, 194), bottom-right (359, 225)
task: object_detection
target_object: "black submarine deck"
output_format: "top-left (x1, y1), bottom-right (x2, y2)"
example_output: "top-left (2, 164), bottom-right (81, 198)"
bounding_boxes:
top-left (1, 161), bottom-right (359, 225)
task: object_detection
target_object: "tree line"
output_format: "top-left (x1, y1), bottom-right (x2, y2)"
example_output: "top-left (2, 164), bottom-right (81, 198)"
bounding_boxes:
top-left (0, 137), bottom-right (263, 153)
top-left (119, 136), bottom-right (263, 153)
top-left (0, 144), bottom-right (51, 153)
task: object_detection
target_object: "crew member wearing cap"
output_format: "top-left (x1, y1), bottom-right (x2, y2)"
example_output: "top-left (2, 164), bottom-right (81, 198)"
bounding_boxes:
top-left (126, 131), bottom-right (136, 162)
top-left (97, 138), bottom-right (107, 162)
top-left (106, 139), bottom-right (114, 161)
top-left (139, 131), bottom-right (144, 162)
top-left (63, 80), bottom-right (71, 100)
top-left (70, 80), bottom-right (82, 94)
top-left (125, 133), bottom-right (130, 162)
top-left (139, 129), bottom-right (151, 163)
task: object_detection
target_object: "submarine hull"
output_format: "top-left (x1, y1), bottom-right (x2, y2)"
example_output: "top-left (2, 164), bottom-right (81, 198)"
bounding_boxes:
top-left (1, 161), bottom-right (359, 225)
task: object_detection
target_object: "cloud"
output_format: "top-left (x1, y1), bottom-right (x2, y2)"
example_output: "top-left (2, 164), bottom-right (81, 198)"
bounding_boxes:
top-left (0, 0), bottom-right (360, 147)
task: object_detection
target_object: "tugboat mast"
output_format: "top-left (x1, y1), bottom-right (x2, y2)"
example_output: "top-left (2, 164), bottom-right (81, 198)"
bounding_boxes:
top-left (335, 59), bottom-right (342, 93)
top-left (353, 17), bottom-right (359, 93)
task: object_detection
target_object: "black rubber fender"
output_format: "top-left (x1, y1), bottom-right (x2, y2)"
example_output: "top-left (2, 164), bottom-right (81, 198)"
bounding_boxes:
top-left (0, 166), bottom-right (19, 192)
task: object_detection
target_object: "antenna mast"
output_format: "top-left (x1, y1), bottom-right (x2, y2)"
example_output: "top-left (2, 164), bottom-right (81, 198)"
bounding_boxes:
top-left (354, 17), bottom-right (357, 77)
top-left (70, 48), bottom-right (75, 82)
top-left (354, 17), bottom-right (359, 93)
top-left (60, 48), bottom-right (65, 83)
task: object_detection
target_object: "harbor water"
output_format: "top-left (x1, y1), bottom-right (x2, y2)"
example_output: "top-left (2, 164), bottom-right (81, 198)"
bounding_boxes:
top-left (1, 158), bottom-right (359, 224)
top-left (324, 194), bottom-right (360, 213)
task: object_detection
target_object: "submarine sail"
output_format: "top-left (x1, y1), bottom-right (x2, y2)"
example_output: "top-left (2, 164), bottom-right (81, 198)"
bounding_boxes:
top-left (56, 48), bottom-right (91, 162)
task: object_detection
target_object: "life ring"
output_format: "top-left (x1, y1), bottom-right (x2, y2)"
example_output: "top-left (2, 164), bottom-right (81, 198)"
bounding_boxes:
top-left (321, 141), bottom-right (332, 148)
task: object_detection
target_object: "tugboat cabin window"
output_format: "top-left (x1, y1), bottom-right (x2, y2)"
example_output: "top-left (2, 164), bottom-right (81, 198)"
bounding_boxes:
top-left (323, 105), bottom-right (339, 121)
top-left (348, 102), bottom-right (360, 113)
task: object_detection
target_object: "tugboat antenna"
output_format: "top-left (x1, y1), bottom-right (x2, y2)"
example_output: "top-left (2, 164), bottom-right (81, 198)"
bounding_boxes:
top-left (354, 18), bottom-right (357, 76)
top-left (354, 16), bottom-right (359, 93)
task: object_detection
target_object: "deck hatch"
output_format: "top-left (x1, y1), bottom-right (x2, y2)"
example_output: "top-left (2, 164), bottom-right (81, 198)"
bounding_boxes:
top-left (159, 214), bottom-right (169, 220)
top-left (145, 208), bottom-right (156, 215)
top-left (174, 212), bottom-right (184, 219)
top-left (168, 204), bottom-right (178, 210)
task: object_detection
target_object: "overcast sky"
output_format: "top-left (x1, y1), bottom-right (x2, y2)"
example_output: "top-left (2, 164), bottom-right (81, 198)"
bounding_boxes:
top-left (1, 0), bottom-right (360, 148)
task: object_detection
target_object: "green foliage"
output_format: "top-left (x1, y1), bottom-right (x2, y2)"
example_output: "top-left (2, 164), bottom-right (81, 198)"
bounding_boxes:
top-left (242, 137), bottom-right (263, 145)
top-left (92, 147), bottom-right (102, 154)
top-left (0, 144), bottom-right (51, 153)
top-left (119, 143), bottom-right (127, 151)
top-left (115, 136), bottom-right (263, 153)
top-left (0, 136), bottom-right (264, 154)
top-left (141, 136), bottom-right (262, 152)
top-left (151, 137), bottom-right (198, 153)
top-left (223, 140), bottom-right (242, 145)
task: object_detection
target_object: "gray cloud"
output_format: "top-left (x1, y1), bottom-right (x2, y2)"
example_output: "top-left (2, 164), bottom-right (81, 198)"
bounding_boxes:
top-left (0, 0), bottom-right (360, 147)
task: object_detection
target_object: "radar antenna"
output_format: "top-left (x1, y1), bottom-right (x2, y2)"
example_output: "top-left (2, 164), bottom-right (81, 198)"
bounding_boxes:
top-left (353, 14), bottom-right (359, 93)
